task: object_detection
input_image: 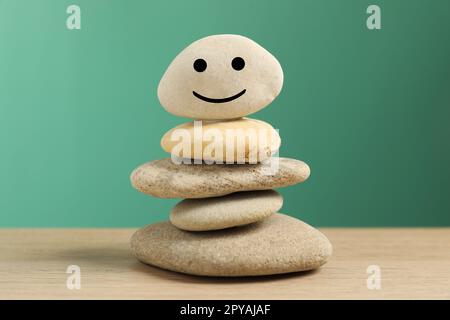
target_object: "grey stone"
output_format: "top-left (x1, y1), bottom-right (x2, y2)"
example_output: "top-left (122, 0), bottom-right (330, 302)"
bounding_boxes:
top-left (130, 157), bottom-right (310, 199)
top-left (170, 190), bottom-right (283, 231)
top-left (131, 213), bottom-right (332, 277)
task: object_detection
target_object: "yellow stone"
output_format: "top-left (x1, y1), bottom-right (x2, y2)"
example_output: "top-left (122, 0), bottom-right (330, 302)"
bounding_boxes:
top-left (160, 118), bottom-right (281, 163)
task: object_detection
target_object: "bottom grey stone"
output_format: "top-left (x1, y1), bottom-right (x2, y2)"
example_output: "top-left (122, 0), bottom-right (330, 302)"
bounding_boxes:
top-left (131, 213), bottom-right (332, 277)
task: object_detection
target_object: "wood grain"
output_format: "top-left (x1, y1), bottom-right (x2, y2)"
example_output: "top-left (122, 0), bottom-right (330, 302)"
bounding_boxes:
top-left (0, 228), bottom-right (449, 299)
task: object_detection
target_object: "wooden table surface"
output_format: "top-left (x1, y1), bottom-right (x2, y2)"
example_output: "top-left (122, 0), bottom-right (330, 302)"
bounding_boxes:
top-left (1, 228), bottom-right (449, 299)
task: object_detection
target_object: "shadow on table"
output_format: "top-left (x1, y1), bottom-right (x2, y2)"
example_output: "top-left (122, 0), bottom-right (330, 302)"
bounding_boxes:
top-left (50, 246), bottom-right (320, 284)
top-left (131, 260), bottom-right (320, 284)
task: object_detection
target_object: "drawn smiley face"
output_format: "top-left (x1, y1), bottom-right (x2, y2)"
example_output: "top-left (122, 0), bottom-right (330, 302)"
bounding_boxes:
top-left (157, 34), bottom-right (284, 120)
top-left (192, 57), bottom-right (247, 103)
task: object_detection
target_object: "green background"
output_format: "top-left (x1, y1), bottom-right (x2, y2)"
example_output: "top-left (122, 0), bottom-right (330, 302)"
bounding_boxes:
top-left (1, 0), bottom-right (449, 227)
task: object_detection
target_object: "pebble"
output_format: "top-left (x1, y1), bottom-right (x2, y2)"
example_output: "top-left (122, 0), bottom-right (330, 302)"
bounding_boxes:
top-left (170, 190), bottom-right (283, 231)
top-left (160, 118), bottom-right (281, 163)
top-left (130, 157), bottom-right (310, 199)
top-left (131, 213), bottom-right (332, 277)
top-left (157, 34), bottom-right (283, 120)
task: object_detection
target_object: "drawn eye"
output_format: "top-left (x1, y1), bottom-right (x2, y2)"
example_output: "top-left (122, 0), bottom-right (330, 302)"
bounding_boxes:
top-left (193, 58), bottom-right (207, 72)
top-left (231, 57), bottom-right (245, 71)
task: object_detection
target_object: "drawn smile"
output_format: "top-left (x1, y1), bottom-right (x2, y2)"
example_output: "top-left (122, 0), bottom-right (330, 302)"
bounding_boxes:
top-left (193, 89), bottom-right (246, 103)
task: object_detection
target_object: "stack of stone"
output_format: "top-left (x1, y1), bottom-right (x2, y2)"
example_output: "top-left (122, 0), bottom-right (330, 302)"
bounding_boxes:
top-left (130, 35), bottom-right (332, 277)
